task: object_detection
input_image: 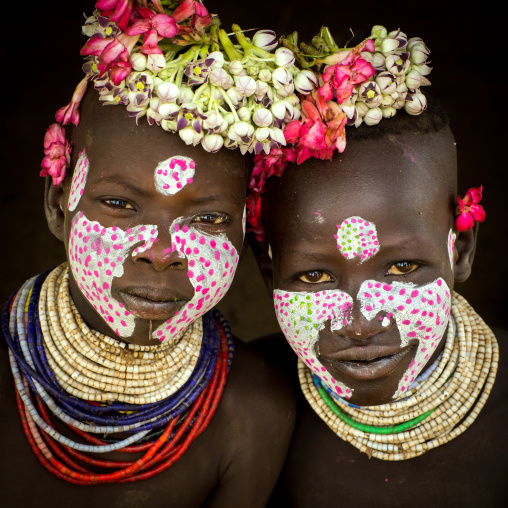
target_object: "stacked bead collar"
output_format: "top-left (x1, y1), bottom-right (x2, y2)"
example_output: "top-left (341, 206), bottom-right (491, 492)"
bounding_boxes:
top-left (2, 264), bottom-right (234, 483)
top-left (299, 293), bottom-right (498, 461)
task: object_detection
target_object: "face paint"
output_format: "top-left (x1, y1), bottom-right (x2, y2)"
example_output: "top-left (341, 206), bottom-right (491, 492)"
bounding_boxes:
top-left (69, 212), bottom-right (158, 337)
top-left (68, 150), bottom-right (89, 211)
top-left (69, 212), bottom-right (240, 342)
top-left (335, 216), bottom-right (379, 262)
top-left (154, 156), bottom-right (195, 195)
top-left (156, 219), bottom-right (239, 340)
top-left (358, 278), bottom-right (451, 398)
top-left (274, 290), bottom-right (354, 398)
top-left (447, 229), bottom-right (456, 270)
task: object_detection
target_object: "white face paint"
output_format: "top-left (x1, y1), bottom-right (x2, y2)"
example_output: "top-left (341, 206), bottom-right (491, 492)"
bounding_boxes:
top-left (274, 290), bottom-right (354, 398)
top-left (447, 229), bottom-right (456, 270)
top-left (335, 216), bottom-right (379, 262)
top-left (69, 212), bottom-right (240, 341)
top-left (68, 150), bottom-right (89, 211)
top-left (358, 278), bottom-right (451, 398)
top-left (154, 156), bottom-right (195, 195)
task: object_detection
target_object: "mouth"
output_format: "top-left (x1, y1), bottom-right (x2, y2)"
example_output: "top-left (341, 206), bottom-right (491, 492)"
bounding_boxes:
top-left (320, 345), bottom-right (414, 382)
top-left (118, 287), bottom-right (188, 321)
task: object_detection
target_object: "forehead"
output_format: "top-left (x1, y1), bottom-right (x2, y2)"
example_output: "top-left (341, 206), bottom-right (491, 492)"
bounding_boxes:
top-left (70, 92), bottom-right (248, 193)
top-left (264, 128), bottom-right (457, 246)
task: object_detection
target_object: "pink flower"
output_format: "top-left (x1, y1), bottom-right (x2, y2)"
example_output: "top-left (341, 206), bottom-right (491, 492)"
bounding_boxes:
top-left (124, 10), bottom-right (178, 55)
top-left (81, 34), bottom-right (136, 85)
top-left (319, 52), bottom-right (375, 104)
top-left (96, 0), bottom-right (134, 31)
top-left (55, 77), bottom-right (89, 126)
top-left (284, 95), bottom-right (347, 164)
top-left (172, 0), bottom-right (209, 22)
top-left (40, 124), bottom-right (72, 186)
top-left (455, 186), bottom-right (486, 231)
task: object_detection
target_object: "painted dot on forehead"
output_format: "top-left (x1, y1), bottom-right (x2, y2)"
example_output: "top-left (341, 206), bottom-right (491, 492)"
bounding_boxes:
top-left (68, 150), bottom-right (89, 211)
top-left (154, 156), bottom-right (195, 195)
top-left (334, 216), bottom-right (379, 262)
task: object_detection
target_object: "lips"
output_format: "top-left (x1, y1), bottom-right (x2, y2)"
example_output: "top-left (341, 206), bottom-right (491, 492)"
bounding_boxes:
top-left (118, 287), bottom-right (188, 321)
top-left (320, 344), bottom-right (414, 382)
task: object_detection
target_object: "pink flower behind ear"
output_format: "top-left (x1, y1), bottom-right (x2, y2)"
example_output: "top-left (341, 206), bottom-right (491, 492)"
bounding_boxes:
top-left (40, 124), bottom-right (72, 185)
top-left (455, 186), bottom-right (485, 231)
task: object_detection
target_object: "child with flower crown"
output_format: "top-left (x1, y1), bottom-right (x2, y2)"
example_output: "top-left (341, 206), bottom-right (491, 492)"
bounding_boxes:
top-left (0, 2), bottom-right (297, 506)
top-left (247, 23), bottom-right (508, 508)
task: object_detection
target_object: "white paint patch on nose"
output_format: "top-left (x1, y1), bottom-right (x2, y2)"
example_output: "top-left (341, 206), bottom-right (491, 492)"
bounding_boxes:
top-left (154, 156), bottom-right (195, 195)
top-left (335, 216), bottom-right (379, 262)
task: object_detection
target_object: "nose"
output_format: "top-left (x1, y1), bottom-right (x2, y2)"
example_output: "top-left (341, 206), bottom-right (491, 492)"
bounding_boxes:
top-left (331, 295), bottom-right (393, 340)
top-left (132, 226), bottom-right (186, 271)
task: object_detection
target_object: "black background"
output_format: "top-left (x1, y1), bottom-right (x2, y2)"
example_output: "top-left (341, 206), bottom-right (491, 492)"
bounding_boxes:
top-left (1, 0), bottom-right (506, 338)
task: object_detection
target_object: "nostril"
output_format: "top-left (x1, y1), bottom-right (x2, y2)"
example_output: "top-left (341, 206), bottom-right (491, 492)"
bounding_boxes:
top-left (136, 257), bottom-right (152, 264)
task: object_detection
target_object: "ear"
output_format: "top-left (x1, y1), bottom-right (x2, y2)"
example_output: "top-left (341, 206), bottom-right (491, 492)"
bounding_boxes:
top-left (44, 177), bottom-right (67, 242)
top-left (454, 223), bottom-right (478, 283)
top-left (249, 237), bottom-right (274, 295)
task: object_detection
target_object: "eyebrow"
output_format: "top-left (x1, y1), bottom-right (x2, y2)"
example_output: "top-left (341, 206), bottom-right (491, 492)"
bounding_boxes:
top-left (90, 175), bottom-right (151, 197)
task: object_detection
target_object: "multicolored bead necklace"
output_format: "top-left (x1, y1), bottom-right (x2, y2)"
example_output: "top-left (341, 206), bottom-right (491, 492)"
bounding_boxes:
top-left (2, 264), bottom-right (234, 484)
top-left (299, 293), bottom-right (498, 460)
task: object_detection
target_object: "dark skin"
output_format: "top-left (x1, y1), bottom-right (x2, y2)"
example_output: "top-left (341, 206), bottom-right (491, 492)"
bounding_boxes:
top-left (0, 91), bottom-right (295, 508)
top-left (253, 128), bottom-right (508, 506)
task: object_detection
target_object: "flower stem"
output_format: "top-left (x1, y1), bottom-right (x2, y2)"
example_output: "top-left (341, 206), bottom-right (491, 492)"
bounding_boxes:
top-left (218, 88), bottom-right (240, 122)
top-left (217, 29), bottom-right (242, 61)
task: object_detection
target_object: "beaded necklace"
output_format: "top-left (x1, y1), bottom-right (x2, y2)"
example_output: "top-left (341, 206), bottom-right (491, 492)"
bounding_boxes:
top-left (299, 293), bottom-right (498, 461)
top-left (3, 264), bottom-right (235, 484)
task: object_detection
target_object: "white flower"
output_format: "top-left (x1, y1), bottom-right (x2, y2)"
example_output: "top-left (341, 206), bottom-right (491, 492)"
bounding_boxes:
top-left (252, 30), bottom-right (278, 51)
top-left (274, 47), bottom-right (295, 67)
top-left (178, 85), bottom-right (194, 104)
top-left (204, 110), bottom-right (224, 131)
top-left (358, 82), bottom-right (383, 108)
top-left (381, 94), bottom-right (396, 107)
top-left (224, 112), bottom-right (236, 124)
top-left (209, 68), bottom-right (234, 89)
top-left (364, 107), bottom-right (383, 125)
top-left (147, 54), bottom-right (166, 73)
top-left (207, 51), bottom-right (225, 68)
top-left (381, 106), bottom-right (397, 118)
top-left (408, 38), bottom-right (430, 65)
top-left (179, 126), bottom-right (204, 146)
top-left (412, 63), bottom-right (432, 76)
top-left (371, 25), bottom-right (388, 40)
top-left (255, 80), bottom-right (269, 97)
top-left (294, 70), bottom-right (318, 94)
top-left (235, 75), bottom-right (257, 97)
top-left (355, 102), bottom-right (369, 118)
top-left (252, 108), bottom-right (273, 127)
top-left (404, 92), bottom-right (427, 115)
top-left (385, 54), bottom-right (410, 76)
top-left (161, 119), bottom-right (177, 132)
top-left (159, 102), bottom-right (179, 118)
top-left (269, 127), bottom-right (286, 145)
top-left (226, 87), bottom-right (243, 106)
top-left (405, 69), bottom-right (422, 90)
top-left (271, 67), bottom-right (294, 97)
top-left (229, 60), bottom-right (245, 76)
top-left (202, 134), bottom-right (224, 152)
top-left (258, 69), bottom-right (272, 82)
top-left (237, 107), bottom-right (251, 122)
top-left (376, 71), bottom-right (397, 95)
top-left (130, 53), bottom-right (147, 71)
top-left (156, 81), bottom-right (180, 102)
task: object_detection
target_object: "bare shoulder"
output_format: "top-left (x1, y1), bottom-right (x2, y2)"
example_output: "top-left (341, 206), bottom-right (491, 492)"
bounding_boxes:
top-left (202, 337), bottom-right (296, 507)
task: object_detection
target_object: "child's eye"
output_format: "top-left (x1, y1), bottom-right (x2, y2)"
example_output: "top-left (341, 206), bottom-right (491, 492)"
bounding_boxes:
top-left (193, 213), bottom-right (229, 225)
top-left (298, 270), bottom-right (332, 284)
top-left (103, 198), bottom-right (135, 210)
top-left (387, 261), bottom-right (419, 276)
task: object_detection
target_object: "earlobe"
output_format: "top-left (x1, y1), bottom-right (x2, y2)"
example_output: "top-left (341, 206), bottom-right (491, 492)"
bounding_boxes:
top-left (453, 224), bottom-right (478, 283)
top-left (44, 177), bottom-right (67, 242)
top-left (249, 238), bottom-right (274, 295)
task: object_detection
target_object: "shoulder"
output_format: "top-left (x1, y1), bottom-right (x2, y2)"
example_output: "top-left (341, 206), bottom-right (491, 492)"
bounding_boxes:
top-left (220, 337), bottom-right (296, 436)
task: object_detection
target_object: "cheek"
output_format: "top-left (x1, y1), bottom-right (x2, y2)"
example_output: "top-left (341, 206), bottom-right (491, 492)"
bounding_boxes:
top-left (68, 211), bottom-right (158, 336)
top-left (274, 289), bottom-right (354, 398)
top-left (154, 156), bottom-right (195, 195)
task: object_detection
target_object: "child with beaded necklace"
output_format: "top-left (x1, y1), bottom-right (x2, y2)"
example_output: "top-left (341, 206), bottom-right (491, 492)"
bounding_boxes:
top-left (0, 1), bottom-right (297, 506)
top-left (246, 23), bottom-right (508, 508)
